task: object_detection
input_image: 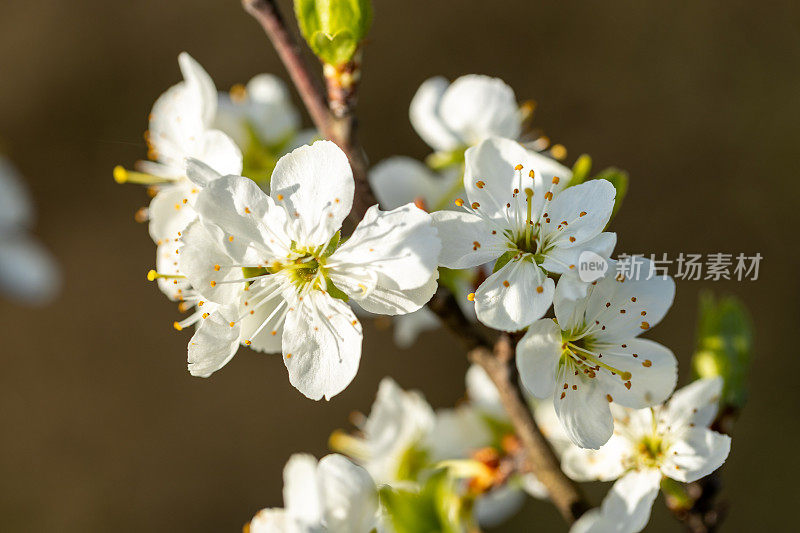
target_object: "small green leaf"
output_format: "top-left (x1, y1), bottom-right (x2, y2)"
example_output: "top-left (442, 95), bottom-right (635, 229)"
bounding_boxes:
top-left (570, 154), bottom-right (592, 185)
top-left (325, 277), bottom-right (350, 302)
top-left (425, 148), bottom-right (466, 171)
top-left (380, 470), bottom-right (470, 533)
top-left (691, 291), bottom-right (753, 409)
top-left (321, 230), bottom-right (341, 258)
top-left (395, 445), bottom-right (430, 482)
top-left (493, 250), bottom-right (517, 273)
top-left (593, 167), bottom-right (628, 221)
top-left (294, 0), bottom-right (373, 66)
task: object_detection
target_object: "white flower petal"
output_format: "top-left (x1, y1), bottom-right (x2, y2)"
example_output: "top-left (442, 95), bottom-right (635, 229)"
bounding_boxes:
top-left (593, 339), bottom-right (678, 409)
top-left (178, 52), bottom-right (218, 126)
top-left (368, 156), bottom-right (441, 210)
top-left (516, 319), bottom-right (561, 399)
top-left (584, 259), bottom-right (676, 342)
top-left (248, 508), bottom-right (293, 533)
top-left (187, 305), bottom-right (241, 377)
top-left (474, 258), bottom-right (554, 331)
top-left (465, 364), bottom-right (505, 419)
top-left (246, 74), bottom-right (300, 144)
top-left (0, 236), bottom-right (59, 305)
top-left (665, 377), bottom-right (723, 429)
top-left (148, 183), bottom-right (198, 244)
top-left (194, 129), bottom-right (244, 176)
top-left (282, 292), bottom-right (362, 400)
top-left (430, 210), bottom-right (506, 269)
top-left (409, 76), bottom-right (462, 152)
top-left (317, 454), bottom-right (378, 533)
top-left (554, 362), bottom-right (614, 449)
top-left (392, 307), bottom-right (440, 348)
top-left (427, 406), bottom-right (491, 461)
top-left (344, 273), bottom-right (438, 316)
top-left (193, 174), bottom-right (292, 263)
top-left (574, 469), bottom-right (661, 533)
top-left (439, 75), bottom-right (521, 146)
top-left (330, 203), bottom-right (440, 291)
top-left (155, 241), bottom-right (190, 301)
top-left (539, 180), bottom-right (615, 252)
top-left (464, 137), bottom-right (571, 221)
top-left (270, 140), bottom-right (354, 247)
top-left (179, 221), bottom-right (248, 304)
top-left (361, 378), bottom-right (436, 484)
top-left (662, 427), bottom-right (731, 483)
top-left (239, 289), bottom-right (286, 353)
top-left (543, 231), bottom-right (617, 278)
top-left (561, 434), bottom-right (630, 482)
top-left (283, 453), bottom-right (324, 526)
top-left (185, 158), bottom-right (222, 188)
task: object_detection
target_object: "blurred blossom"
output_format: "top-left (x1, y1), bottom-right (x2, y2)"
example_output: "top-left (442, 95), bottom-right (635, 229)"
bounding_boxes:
top-left (0, 156), bottom-right (59, 304)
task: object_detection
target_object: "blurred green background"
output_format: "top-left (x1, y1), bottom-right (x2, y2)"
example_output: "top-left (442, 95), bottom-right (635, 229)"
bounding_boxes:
top-left (0, 0), bottom-right (797, 530)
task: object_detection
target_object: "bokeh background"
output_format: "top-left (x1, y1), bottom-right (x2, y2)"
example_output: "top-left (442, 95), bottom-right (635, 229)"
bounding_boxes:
top-left (1, 0), bottom-right (797, 530)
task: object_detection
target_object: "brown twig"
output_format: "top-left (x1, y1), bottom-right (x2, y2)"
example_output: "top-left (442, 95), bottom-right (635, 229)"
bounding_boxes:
top-left (242, 0), bottom-right (591, 524)
top-left (428, 290), bottom-right (591, 523)
top-left (241, 0), bottom-right (376, 220)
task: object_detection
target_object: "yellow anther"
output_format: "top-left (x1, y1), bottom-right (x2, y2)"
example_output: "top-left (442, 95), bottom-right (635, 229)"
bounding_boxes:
top-left (147, 269), bottom-right (158, 281)
top-left (173, 321), bottom-right (183, 331)
top-left (550, 144), bottom-right (567, 160)
top-left (454, 198), bottom-right (464, 207)
top-left (467, 293), bottom-right (475, 301)
top-left (514, 164), bottom-right (524, 171)
top-left (113, 166), bottom-right (169, 185)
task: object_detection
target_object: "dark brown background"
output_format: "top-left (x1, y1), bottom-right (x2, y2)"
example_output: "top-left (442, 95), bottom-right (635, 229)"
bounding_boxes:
top-left (0, 0), bottom-right (797, 531)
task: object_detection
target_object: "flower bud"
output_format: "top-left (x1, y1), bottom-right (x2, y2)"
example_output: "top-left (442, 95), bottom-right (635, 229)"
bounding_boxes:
top-left (294, 0), bottom-right (373, 66)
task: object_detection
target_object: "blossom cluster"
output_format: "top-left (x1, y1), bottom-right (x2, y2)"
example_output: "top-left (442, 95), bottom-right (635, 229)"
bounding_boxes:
top-left (116, 59), bottom-right (734, 532)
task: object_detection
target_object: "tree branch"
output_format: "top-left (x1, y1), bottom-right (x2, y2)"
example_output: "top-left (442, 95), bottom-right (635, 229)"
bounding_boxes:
top-left (429, 291), bottom-right (591, 523)
top-left (243, 0), bottom-right (590, 524)
top-left (241, 0), bottom-right (376, 220)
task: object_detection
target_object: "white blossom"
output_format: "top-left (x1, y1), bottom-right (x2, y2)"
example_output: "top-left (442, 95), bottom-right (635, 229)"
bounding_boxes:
top-left (248, 453), bottom-right (379, 533)
top-left (516, 257), bottom-right (678, 449)
top-left (178, 141), bottom-right (440, 400)
top-left (368, 156), bottom-right (478, 347)
top-left (432, 136), bottom-right (616, 331)
top-left (0, 156), bottom-right (59, 304)
top-left (566, 378), bottom-right (731, 533)
top-left (410, 75), bottom-right (521, 153)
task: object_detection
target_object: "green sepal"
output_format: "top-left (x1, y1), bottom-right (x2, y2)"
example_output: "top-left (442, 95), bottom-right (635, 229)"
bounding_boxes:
top-left (242, 266), bottom-right (269, 279)
top-left (492, 250), bottom-right (518, 273)
top-left (294, 0), bottom-right (373, 66)
top-left (570, 154), bottom-right (592, 185)
top-left (325, 277), bottom-right (350, 302)
top-left (395, 445), bottom-right (430, 482)
top-left (691, 291), bottom-right (753, 409)
top-left (321, 230), bottom-right (341, 258)
top-left (425, 148), bottom-right (466, 171)
top-left (379, 469), bottom-right (470, 533)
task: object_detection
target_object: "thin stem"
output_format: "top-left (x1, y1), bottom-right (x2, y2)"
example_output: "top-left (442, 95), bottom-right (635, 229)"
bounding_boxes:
top-left (241, 0), bottom-right (376, 221)
top-left (428, 291), bottom-right (592, 523)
